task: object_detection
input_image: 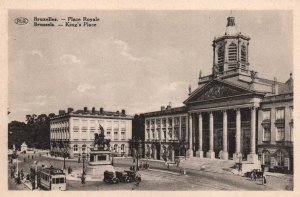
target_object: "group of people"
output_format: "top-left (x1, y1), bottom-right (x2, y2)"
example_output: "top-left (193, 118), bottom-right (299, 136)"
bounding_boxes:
top-left (10, 166), bottom-right (26, 185)
top-left (130, 162), bottom-right (149, 171)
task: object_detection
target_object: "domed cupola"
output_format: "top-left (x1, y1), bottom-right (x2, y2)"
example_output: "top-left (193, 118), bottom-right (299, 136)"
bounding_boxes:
top-left (212, 16), bottom-right (250, 77)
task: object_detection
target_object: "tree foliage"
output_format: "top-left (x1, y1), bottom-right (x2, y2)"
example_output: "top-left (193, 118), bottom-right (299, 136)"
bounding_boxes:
top-left (8, 113), bottom-right (55, 150)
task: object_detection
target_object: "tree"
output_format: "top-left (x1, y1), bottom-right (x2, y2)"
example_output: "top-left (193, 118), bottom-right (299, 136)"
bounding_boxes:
top-left (8, 113), bottom-right (52, 149)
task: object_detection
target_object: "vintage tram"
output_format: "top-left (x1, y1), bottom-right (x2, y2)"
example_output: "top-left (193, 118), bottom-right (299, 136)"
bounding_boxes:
top-left (30, 165), bottom-right (66, 191)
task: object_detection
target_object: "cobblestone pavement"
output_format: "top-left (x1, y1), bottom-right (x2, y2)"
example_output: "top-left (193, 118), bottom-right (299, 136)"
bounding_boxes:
top-left (8, 153), bottom-right (293, 191)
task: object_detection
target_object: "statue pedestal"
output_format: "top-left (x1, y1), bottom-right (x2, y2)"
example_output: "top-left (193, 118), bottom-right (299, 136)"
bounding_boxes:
top-left (85, 149), bottom-right (115, 180)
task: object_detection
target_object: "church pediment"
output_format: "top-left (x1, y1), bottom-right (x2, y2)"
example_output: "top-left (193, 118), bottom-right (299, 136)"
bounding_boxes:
top-left (185, 80), bottom-right (253, 104)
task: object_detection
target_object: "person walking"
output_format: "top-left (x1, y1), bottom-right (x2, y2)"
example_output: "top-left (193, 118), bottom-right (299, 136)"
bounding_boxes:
top-left (262, 171), bottom-right (267, 185)
top-left (10, 168), bottom-right (14, 179)
top-left (254, 170), bottom-right (257, 181)
top-left (81, 174), bottom-right (86, 184)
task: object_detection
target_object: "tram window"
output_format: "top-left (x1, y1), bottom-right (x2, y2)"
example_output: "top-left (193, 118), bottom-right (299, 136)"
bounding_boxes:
top-left (60, 178), bottom-right (65, 183)
top-left (52, 178), bottom-right (56, 184)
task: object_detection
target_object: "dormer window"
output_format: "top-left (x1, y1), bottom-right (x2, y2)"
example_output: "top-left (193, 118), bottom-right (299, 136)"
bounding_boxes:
top-left (228, 43), bottom-right (237, 61)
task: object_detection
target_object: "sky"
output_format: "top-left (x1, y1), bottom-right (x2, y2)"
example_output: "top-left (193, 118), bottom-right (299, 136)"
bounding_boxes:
top-left (8, 10), bottom-right (293, 122)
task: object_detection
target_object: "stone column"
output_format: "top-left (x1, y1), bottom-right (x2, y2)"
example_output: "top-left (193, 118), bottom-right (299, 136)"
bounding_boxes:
top-left (247, 107), bottom-right (259, 163)
top-left (207, 112), bottom-right (215, 159)
top-left (221, 110), bottom-right (229, 160)
top-left (233, 109), bottom-right (241, 161)
top-left (187, 114), bottom-right (193, 157)
top-left (196, 113), bottom-right (204, 158)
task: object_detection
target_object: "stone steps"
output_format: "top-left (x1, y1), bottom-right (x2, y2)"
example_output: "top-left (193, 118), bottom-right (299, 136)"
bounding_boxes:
top-left (179, 157), bottom-right (235, 174)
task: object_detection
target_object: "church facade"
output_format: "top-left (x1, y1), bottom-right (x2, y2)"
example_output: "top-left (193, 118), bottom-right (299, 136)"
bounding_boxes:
top-left (143, 16), bottom-right (293, 173)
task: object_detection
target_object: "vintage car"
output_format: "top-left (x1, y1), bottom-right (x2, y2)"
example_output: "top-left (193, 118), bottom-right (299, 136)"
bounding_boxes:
top-left (244, 169), bottom-right (263, 179)
top-left (125, 170), bottom-right (141, 182)
top-left (103, 171), bottom-right (119, 184)
top-left (115, 171), bottom-right (131, 183)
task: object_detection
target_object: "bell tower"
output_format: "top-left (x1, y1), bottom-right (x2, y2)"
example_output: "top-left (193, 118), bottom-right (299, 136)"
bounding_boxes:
top-left (212, 16), bottom-right (250, 76)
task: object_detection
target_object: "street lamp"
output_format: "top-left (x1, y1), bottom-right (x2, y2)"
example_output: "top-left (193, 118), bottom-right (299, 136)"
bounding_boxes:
top-left (34, 161), bottom-right (38, 189)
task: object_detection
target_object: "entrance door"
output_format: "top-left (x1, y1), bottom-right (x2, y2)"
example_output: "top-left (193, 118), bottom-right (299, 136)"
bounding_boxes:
top-left (228, 129), bottom-right (236, 159)
top-left (156, 144), bottom-right (160, 160)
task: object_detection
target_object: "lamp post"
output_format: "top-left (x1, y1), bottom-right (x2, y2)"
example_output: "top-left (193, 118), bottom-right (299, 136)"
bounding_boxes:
top-left (35, 161), bottom-right (38, 189)
top-left (82, 151), bottom-right (88, 175)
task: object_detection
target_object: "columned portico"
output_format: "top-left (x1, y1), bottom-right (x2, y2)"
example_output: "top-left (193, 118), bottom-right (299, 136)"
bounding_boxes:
top-left (207, 112), bottom-right (215, 159)
top-left (196, 113), bottom-right (204, 158)
top-left (187, 114), bottom-right (193, 157)
top-left (220, 110), bottom-right (228, 160)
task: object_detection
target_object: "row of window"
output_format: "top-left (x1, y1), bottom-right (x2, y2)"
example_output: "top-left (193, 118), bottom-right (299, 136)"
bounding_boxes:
top-left (50, 121), bottom-right (69, 129)
top-left (262, 107), bottom-right (293, 121)
top-left (263, 125), bottom-right (293, 141)
top-left (73, 144), bottom-right (126, 152)
top-left (146, 129), bottom-right (187, 140)
top-left (146, 116), bottom-right (187, 128)
top-left (261, 150), bottom-right (288, 167)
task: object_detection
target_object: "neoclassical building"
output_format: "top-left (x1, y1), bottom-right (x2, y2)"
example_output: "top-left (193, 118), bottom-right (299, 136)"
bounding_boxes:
top-left (143, 16), bottom-right (293, 173)
top-left (50, 107), bottom-right (133, 158)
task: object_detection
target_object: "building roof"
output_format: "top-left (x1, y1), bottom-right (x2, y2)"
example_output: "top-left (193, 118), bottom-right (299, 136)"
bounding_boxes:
top-left (51, 108), bottom-right (133, 120)
top-left (143, 106), bottom-right (187, 117)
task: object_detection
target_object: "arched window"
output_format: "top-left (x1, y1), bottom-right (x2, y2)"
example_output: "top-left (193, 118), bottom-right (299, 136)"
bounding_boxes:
top-left (217, 46), bottom-right (224, 63)
top-left (241, 44), bottom-right (247, 62)
top-left (228, 43), bottom-right (237, 61)
top-left (73, 145), bottom-right (78, 152)
top-left (121, 144), bottom-right (125, 151)
top-left (114, 144), bottom-right (118, 152)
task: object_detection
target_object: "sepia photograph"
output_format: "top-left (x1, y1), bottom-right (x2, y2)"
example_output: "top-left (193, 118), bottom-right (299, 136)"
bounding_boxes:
top-left (6, 8), bottom-right (294, 192)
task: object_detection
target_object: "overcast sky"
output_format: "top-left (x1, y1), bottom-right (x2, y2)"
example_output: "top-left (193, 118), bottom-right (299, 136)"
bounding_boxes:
top-left (8, 10), bottom-right (293, 122)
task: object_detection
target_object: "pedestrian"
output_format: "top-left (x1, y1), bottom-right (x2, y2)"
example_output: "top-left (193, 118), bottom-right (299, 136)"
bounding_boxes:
top-left (250, 171), bottom-right (254, 180)
top-left (254, 170), bottom-right (257, 181)
top-left (10, 170), bottom-right (14, 179)
top-left (39, 153), bottom-right (41, 157)
top-left (20, 170), bottom-right (24, 180)
top-left (24, 158), bottom-right (26, 162)
top-left (262, 171), bottom-right (267, 185)
top-left (81, 174), bottom-right (86, 184)
top-left (28, 155), bottom-right (29, 159)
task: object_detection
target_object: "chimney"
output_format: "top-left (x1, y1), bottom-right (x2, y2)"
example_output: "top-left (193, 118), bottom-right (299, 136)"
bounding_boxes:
top-left (100, 108), bottom-right (104, 114)
top-left (84, 107), bottom-right (88, 112)
top-left (273, 77), bottom-right (278, 95)
top-left (161, 106), bottom-right (165, 111)
top-left (121, 109), bottom-right (126, 115)
top-left (59, 110), bottom-right (66, 115)
top-left (92, 107), bottom-right (95, 113)
top-left (67, 108), bottom-right (73, 113)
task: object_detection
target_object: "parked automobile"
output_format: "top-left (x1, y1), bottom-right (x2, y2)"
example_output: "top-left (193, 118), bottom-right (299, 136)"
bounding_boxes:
top-left (115, 171), bottom-right (131, 183)
top-left (125, 170), bottom-right (141, 182)
top-left (103, 171), bottom-right (119, 184)
top-left (244, 169), bottom-right (263, 179)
